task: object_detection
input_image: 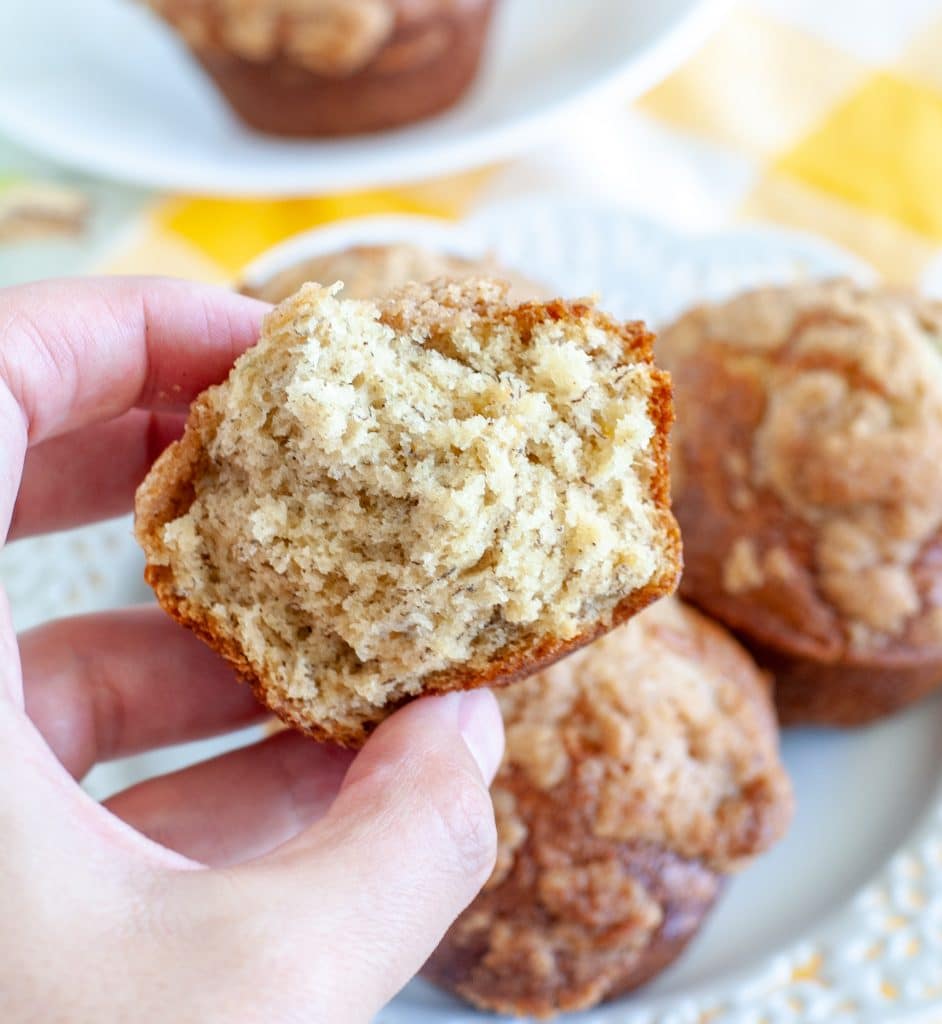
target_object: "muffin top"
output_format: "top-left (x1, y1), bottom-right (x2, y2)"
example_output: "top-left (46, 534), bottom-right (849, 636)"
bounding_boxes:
top-left (242, 243), bottom-right (544, 305)
top-left (493, 597), bottom-right (791, 877)
top-left (659, 279), bottom-right (942, 659)
top-left (424, 597), bottom-right (792, 1016)
top-left (143, 0), bottom-right (482, 74)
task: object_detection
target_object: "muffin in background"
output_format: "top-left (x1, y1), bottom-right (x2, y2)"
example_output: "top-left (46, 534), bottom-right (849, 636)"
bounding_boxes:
top-left (142, 0), bottom-right (499, 136)
top-left (241, 242), bottom-right (546, 304)
top-left (658, 280), bottom-right (942, 725)
top-left (423, 597), bottom-right (793, 1018)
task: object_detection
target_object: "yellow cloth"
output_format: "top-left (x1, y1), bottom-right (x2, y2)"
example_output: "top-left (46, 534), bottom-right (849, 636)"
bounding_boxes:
top-left (638, 1), bottom-right (942, 285)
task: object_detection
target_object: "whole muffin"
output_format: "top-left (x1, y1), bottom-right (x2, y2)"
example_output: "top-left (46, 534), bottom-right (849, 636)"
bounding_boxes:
top-left (423, 597), bottom-right (793, 1018)
top-left (241, 242), bottom-right (544, 304)
top-left (658, 280), bottom-right (942, 725)
top-left (136, 278), bottom-right (680, 746)
top-left (142, 0), bottom-right (499, 136)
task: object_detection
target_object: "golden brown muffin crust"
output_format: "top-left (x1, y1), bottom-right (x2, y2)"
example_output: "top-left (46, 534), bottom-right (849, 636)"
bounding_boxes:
top-left (659, 280), bottom-right (942, 724)
top-left (423, 599), bottom-right (793, 1017)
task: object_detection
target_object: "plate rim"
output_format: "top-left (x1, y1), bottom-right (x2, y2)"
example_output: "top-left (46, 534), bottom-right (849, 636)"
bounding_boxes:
top-left (0, 0), bottom-right (731, 195)
top-left (241, 194), bottom-right (876, 296)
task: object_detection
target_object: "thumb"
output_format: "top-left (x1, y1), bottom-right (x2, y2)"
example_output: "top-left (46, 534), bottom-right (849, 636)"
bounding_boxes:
top-left (230, 690), bottom-right (504, 1021)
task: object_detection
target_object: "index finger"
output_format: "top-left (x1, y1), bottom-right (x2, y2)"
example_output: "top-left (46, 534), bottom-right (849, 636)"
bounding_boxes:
top-left (0, 275), bottom-right (267, 533)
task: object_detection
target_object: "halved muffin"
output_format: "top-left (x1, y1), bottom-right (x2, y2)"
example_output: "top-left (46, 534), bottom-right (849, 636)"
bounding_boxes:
top-left (136, 278), bottom-right (680, 745)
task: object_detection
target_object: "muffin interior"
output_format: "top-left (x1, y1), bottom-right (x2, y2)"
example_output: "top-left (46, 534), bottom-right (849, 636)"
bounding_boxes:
top-left (137, 279), bottom-right (676, 733)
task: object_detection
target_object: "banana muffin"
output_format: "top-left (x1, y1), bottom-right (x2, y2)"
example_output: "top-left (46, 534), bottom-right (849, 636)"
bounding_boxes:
top-left (141, 0), bottom-right (499, 136)
top-left (658, 280), bottom-right (942, 725)
top-left (423, 597), bottom-right (793, 1018)
top-left (241, 242), bottom-right (544, 304)
top-left (136, 278), bottom-right (680, 746)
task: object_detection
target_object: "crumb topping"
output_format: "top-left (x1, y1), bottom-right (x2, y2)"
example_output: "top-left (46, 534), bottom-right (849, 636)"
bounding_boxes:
top-left (243, 243), bottom-right (544, 306)
top-left (424, 598), bottom-right (791, 1017)
top-left (663, 280), bottom-right (942, 652)
top-left (494, 598), bottom-right (790, 871)
top-left (145, 0), bottom-right (397, 73)
top-left (722, 537), bottom-right (764, 595)
top-left (145, 0), bottom-right (489, 74)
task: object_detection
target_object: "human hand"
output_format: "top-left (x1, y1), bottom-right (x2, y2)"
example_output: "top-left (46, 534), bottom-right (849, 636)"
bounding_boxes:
top-left (0, 277), bottom-right (503, 1024)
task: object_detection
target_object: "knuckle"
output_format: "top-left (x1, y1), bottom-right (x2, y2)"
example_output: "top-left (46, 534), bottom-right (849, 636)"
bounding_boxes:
top-left (0, 306), bottom-right (75, 425)
top-left (420, 760), bottom-right (497, 884)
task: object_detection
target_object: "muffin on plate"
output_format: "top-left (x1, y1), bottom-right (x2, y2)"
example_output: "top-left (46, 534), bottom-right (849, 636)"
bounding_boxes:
top-left (658, 280), bottom-right (942, 725)
top-left (136, 278), bottom-right (680, 746)
top-left (141, 0), bottom-right (499, 136)
top-left (241, 242), bottom-right (544, 304)
top-left (423, 597), bottom-right (793, 1018)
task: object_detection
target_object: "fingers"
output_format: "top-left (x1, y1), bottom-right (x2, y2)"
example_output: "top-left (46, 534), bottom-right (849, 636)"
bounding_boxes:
top-left (9, 410), bottom-right (185, 539)
top-left (107, 730), bottom-right (354, 867)
top-left (20, 606), bottom-right (266, 778)
top-left (0, 276), bottom-right (266, 442)
top-left (219, 691), bottom-right (504, 1020)
top-left (0, 586), bottom-right (22, 708)
top-left (0, 277), bottom-right (266, 531)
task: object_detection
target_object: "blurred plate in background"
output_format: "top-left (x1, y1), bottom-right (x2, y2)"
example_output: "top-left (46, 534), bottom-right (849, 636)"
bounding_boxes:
top-left (0, 0), bottom-right (726, 195)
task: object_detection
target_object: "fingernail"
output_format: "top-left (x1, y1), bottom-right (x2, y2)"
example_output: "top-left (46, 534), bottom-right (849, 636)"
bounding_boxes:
top-left (457, 690), bottom-right (505, 784)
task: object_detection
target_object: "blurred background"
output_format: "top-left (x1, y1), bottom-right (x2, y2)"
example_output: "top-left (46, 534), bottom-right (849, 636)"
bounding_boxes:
top-left (2, 0), bottom-right (941, 291)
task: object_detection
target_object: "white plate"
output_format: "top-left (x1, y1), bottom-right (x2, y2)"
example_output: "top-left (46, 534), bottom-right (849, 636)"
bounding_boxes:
top-left (4, 199), bottom-right (941, 1024)
top-left (0, 0), bottom-right (726, 195)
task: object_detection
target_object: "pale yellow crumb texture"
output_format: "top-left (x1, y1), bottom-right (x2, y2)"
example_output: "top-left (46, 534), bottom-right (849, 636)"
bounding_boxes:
top-left (148, 278), bottom-right (668, 723)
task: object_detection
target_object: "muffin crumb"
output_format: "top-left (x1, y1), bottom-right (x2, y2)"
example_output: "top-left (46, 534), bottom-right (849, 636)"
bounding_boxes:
top-left (136, 278), bottom-right (679, 745)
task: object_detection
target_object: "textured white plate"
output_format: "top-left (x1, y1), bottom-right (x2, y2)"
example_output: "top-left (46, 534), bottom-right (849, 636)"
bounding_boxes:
top-left (0, 0), bottom-right (725, 194)
top-left (4, 199), bottom-right (941, 1024)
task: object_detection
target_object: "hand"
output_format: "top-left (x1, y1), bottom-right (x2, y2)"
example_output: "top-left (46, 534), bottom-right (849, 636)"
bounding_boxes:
top-left (0, 277), bottom-right (503, 1024)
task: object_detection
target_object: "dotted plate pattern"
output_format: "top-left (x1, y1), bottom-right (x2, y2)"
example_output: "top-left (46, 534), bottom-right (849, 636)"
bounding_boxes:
top-left (2, 515), bottom-right (148, 633)
top-left (4, 197), bottom-right (938, 1024)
